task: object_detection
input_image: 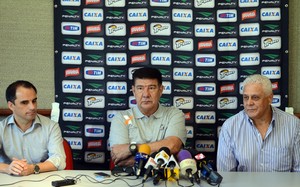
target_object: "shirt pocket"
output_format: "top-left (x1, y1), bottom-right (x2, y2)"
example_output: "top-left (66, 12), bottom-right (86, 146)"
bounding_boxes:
top-left (266, 147), bottom-right (292, 171)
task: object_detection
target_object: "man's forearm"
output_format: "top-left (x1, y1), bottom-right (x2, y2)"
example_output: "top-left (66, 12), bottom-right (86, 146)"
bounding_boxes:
top-left (0, 163), bottom-right (10, 174)
top-left (37, 160), bottom-right (57, 173)
top-left (147, 136), bottom-right (183, 155)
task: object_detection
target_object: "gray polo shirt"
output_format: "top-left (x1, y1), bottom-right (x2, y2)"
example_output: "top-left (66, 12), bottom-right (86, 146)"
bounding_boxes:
top-left (109, 104), bottom-right (186, 146)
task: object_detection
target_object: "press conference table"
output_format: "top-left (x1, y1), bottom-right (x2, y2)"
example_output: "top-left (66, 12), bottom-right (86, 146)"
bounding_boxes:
top-left (0, 170), bottom-right (299, 187)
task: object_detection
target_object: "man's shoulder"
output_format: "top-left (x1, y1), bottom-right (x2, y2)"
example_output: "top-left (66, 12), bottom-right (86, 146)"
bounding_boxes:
top-left (36, 114), bottom-right (57, 126)
top-left (160, 105), bottom-right (181, 112)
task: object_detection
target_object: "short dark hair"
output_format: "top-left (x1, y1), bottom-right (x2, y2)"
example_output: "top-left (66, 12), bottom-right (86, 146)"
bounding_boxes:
top-left (6, 80), bottom-right (37, 103)
top-left (132, 67), bottom-right (162, 85)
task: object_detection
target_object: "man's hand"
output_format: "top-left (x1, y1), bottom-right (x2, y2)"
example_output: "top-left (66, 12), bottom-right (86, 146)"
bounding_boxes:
top-left (19, 163), bottom-right (34, 176)
top-left (111, 144), bottom-right (133, 166)
top-left (6, 158), bottom-right (29, 176)
top-left (115, 156), bottom-right (135, 167)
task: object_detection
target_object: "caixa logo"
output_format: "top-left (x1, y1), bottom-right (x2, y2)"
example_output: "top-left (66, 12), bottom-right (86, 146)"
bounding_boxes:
top-left (239, 52), bottom-right (260, 66)
top-left (173, 67), bottom-right (194, 81)
top-left (106, 110), bottom-right (118, 122)
top-left (195, 111), bottom-right (216, 124)
top-left (272, 95), bottom-right (281, 107)
top-left (261, 66), bottom-right (281, 79)
top-left (83, 8), bottom-right (103, 21)
top-left (84, 37), bottom-right (104, 50)
top-left (106, 81), bottom-right (127, 94)
top-left (186, 126), bottom-right (194, 138)
top-left (84, 124), bottom-right (105, 137)
top-left (127, 8), bottom-right (148, 21)
top-left (61, 22), bottom-right (81, 35)
top-left (162, 81), bottom-right (172, 94)
top-left (62, 52), bottom-right (82, 65)
top-left (194, 24), bottom-right (215, 37)
top-left (64, 137), bottom-right (83, 150)
top-left (239, 23), bottom-right (260, 36)
top-left (195, 140), bottom-right (215, 152)
top-left (62, 80), bottom-right (83, 93)
top-left (62, 108), bottom-right (83, 122)
top-left (217, 38), bottom-right (238, 51)
top-left (238, 0), bottom-right (259, 8)
top-left (106, 53), bottom-right (127, 66)
top-left (172, 9), bottom-right (193, 22)
top-left (151, 52), bottom-right (172, 65)
top-left (260, 8), bottom-right (281, 21)
top-left (84, 152), bottom-right (105, 163)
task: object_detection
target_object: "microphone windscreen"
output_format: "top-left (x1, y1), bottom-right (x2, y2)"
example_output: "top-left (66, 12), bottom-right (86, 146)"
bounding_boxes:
top-left (158, 147), bottom-right (171, 156)
top-left (150, 151), bottom-right (157, 158)
top-left (177, 149), bottom-right (192, 163)
top-left (139, 144), bottom-right (151, 155)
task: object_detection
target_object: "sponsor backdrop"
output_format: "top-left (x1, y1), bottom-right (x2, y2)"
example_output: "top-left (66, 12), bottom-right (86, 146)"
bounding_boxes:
top-left (54, 0), bottom-right (288, 169)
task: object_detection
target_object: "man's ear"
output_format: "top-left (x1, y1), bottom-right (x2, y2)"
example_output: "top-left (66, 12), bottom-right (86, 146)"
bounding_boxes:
top-left (268, 93), bottom-right (274, 105)
top-left (7, 101), bottom-right (14, 111)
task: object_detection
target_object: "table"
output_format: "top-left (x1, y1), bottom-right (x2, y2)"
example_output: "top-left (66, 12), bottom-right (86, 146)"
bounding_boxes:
top-left (0, 170), bottom-right (299, 187)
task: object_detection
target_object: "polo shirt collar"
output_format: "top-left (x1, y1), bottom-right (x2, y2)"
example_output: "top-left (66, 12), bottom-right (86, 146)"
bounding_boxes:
top-left (133, 103), bottom-right (163, 119)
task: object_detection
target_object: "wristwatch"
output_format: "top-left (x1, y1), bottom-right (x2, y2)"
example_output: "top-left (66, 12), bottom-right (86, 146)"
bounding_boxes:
top-left (33, 164), bottom-right (40, 174)
top-left (129, 143), bottom-right (137, 155)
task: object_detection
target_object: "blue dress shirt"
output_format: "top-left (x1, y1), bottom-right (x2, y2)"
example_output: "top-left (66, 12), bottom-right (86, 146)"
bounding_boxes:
top-left (217, 107), bottom-right (300, 172)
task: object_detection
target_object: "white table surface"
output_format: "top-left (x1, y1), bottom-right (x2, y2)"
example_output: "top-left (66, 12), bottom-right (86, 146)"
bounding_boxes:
top-left (0, 170), bottom-right (299, 187)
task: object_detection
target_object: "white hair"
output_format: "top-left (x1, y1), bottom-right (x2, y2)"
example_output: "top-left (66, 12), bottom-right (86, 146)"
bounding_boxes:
top-left (243, 74), bottom-right (273, 96)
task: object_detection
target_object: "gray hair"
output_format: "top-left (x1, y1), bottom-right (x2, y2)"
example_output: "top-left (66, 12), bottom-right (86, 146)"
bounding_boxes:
top-left (243, 74), bottom-right (273, 96)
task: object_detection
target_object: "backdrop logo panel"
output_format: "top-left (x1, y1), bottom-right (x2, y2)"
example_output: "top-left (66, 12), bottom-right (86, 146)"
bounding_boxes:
top-left (54, 0), bottom-right (289, 169)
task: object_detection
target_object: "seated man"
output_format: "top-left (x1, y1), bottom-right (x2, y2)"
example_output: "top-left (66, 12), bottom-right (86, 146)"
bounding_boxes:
top-left (0, 80), bottom-right (66, 176)
top-left (217, 74), bottom-right (300, 172)
top-left (109, 67), bottom-right (187, 166)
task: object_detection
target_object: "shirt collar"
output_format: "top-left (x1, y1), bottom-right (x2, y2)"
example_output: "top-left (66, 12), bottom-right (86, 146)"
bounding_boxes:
top-left (7, 114), bottom-right (42, 128)
top-left (133, 103), bottom-right (162, 119)
top-left (245, 106), bottom-right (276, 127)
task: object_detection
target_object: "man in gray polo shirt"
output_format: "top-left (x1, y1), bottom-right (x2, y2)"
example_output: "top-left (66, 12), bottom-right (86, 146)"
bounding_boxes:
top-left (109, 67), bottom-right (186, 167)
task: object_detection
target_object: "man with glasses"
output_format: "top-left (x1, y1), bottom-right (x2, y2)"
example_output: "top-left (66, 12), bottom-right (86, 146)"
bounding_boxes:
top-left (109, 67), bottom-right (186, 167)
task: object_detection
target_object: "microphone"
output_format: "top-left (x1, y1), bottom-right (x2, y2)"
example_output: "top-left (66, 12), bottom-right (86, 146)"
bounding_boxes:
top-left (154, 147), bottom-right (171, 168)
top-left (165, 155), bottom-right (180, 180)
top-left (201, 163), bottom-right (223, 185)
top-left (142, 152), bottom-right (157, 183)
top-left (153, 147), bottom-right (171, 185)
top-left (135, 144), bottom-right (151, 178)
top-left (189, 149), bottom-right (223, 185)
top-left (177, 149), bottom-right (197, 183)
